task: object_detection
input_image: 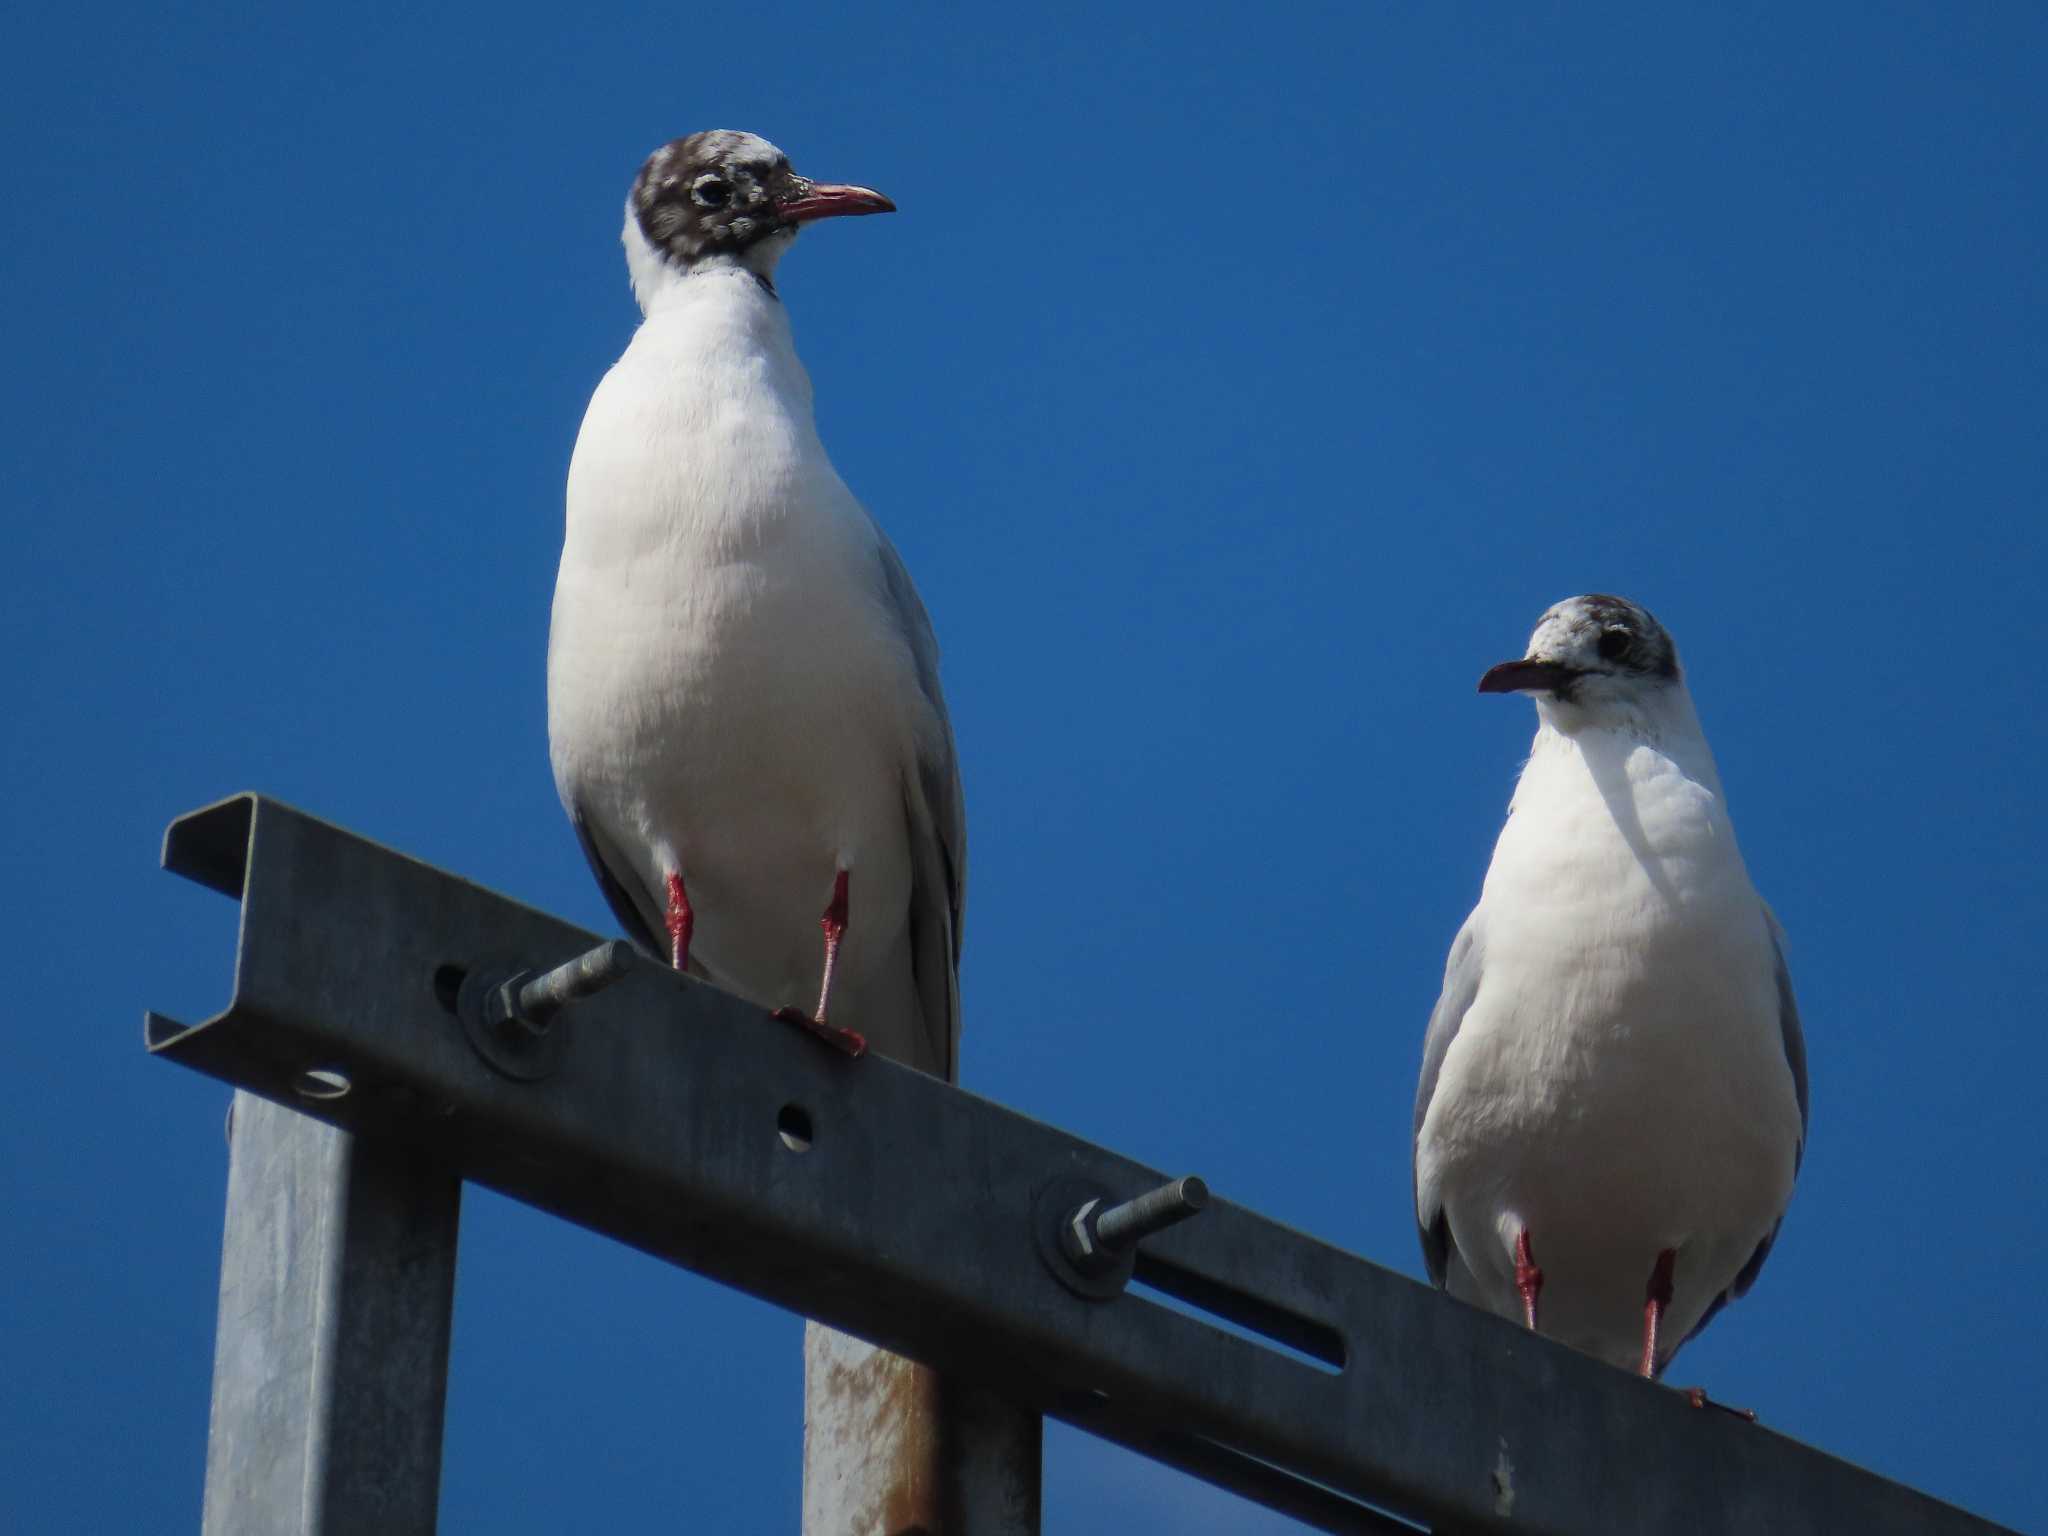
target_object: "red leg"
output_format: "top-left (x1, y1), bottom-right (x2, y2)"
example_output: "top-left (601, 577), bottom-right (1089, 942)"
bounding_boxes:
top-left (1514, 1230), bottom-right (1544, 1332)
top-left (771, 870), bottom-right (866, 1057)
top-left (665, 871), bottom-right (694, 973)
top-left (814, 869), bottom-right (849, 1022)
top-left (1642, 1248), bottom-right (1677, 1378)
top-left (1653, 1253), bottom-right (1759, 1419)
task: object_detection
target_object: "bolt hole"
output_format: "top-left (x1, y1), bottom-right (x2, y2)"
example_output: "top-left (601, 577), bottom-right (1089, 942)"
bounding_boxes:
top-left (777, 1103), bottom-right (813, 1153)
top-left (433, 965), bottom-right (466, 1014)
top-left (294, 1068), bottom-right (352, 1101)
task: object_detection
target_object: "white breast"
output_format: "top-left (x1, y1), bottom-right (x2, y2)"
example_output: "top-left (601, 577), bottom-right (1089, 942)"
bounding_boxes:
top-left (1419, 722), bottom-right (1803, 1367)
top-left (547, 270), bottom-right (928, 1031)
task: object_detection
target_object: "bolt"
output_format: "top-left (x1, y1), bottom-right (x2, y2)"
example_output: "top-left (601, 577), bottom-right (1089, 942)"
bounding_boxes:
top-left (1095, 1175), bottom-right (1209, 1248)
top-left (1061, 1175), bottom-right (1209, 1276)
top-left (489, 940), bottom-right (637, 1038)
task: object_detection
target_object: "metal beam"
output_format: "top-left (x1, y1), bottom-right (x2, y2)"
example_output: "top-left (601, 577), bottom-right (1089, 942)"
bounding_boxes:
top-left (201, 1091), bottom-right (458, 1535)
top-left (147, 795), bottom-right (2014, 1536)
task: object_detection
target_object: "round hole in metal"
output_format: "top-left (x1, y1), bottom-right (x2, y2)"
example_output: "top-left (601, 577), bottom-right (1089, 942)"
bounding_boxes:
top-left (777, 1103), bottom-right (813, 1153)
top-left (432, 964), bottom-right (466, 1014)
top-left (294, 1068), bottom-right (352, 1101)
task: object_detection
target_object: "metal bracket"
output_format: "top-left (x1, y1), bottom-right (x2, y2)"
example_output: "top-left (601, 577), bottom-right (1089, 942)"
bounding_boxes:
top-left (146, 795), bottom-right (2019, 1536)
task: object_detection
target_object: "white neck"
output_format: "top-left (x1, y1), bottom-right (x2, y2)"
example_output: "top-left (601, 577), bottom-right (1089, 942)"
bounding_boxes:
top-left (1523, 680), bottom-right (1727, 802)
top-left (623, 206), bottom-right (794, 315)
top-left (622, 245), bottom-right (813, 411)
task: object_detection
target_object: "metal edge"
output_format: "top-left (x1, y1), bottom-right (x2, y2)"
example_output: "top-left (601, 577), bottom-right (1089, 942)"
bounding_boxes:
top-left (1064, 1407), bottom-right (1421, 1536)
top-left (149, 794), bottom-right (265, 1067)
top-left (145, 1009), bottom-right (215, 1054)
top-left (162, 793), bottom-right (263, 898)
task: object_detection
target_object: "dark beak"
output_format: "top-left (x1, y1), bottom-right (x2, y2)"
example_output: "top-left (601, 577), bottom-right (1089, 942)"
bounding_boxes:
top-left (777, 181), bottom-right (896, 224)
top-left (1477, 658), bottom-right (1581, 695)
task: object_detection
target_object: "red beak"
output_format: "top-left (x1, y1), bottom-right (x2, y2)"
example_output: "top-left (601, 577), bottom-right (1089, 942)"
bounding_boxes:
top-left (778, 182), bottom-right (896, 224)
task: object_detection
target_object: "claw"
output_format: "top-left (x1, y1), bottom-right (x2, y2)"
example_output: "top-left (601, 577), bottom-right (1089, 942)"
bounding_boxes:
top-left (1681, 1386), bottom-right (1758, 1421)
top-left (772, 1005), bottom-right (867, 1058)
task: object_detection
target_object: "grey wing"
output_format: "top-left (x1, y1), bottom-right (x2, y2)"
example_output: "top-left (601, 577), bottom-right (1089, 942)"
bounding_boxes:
top-left (1414, 915), bottom-right (1485, 1289)
top-left (1763, 906), bottom-right (1809, 1164)
top-left (1730, 910), bottom-right (1807, 1290)
top-left (1685, 906), bottom-right (1809, 1344)
top-left (570, 804), bottom-right (665, 959)
top-left (874, 532), bottom-right (968, 1079)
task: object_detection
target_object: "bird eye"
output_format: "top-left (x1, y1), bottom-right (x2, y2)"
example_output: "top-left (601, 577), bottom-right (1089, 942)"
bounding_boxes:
top-left (691, 177), bottom-right (732, 209)
top-left (1596, 629), bottom-right (1631, 662)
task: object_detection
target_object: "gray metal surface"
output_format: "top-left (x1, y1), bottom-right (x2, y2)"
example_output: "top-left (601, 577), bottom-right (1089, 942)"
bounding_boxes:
top-left (200, 1089), bottom-right (459, 1535)
top-left (147, 795), bottom-right (2015, 1536)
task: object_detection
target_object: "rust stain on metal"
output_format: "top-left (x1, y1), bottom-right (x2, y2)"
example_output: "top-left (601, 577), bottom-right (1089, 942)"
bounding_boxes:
top-left (805, 1328), bottom-right (935, 1535)
top-left (803, 1023), bottom-right (1038, 1535)
top-left (804, 1325), bottom-right (1040, 1534)
top-left (880, 1355), bottom-right (942, 1536)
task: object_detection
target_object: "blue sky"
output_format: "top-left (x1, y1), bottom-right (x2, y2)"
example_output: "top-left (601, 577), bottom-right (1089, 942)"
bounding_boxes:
top-left (5, 4), bottom-right (2043, 1531)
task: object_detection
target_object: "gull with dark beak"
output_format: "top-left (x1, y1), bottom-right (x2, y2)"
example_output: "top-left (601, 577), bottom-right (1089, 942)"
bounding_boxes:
top-left (548, 131), bottom-right (963, 1067)
top-left (1412, 595), bottom-right (1807, 1380)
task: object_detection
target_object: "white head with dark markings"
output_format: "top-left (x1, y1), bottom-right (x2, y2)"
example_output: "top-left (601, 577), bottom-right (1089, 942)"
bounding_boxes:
top-left (621, 130), bottom-right (894, 310)
top-left (1477, 594), bottom-right (1685, 731)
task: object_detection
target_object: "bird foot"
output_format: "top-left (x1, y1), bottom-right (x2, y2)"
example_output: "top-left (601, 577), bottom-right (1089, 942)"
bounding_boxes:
top-left (772, 1005), bottom-right (867, 1058)
top-left (1678, 1386), bottom-right (1758, 1421)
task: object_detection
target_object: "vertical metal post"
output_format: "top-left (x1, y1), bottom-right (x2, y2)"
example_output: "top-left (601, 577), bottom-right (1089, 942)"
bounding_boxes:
top-left (201, 1090), bottom-right (460, 1536)
top-left (802, 1027), bottom-right (1042, 1536)
top-left (803, 1329), bottom-right (1042, 1535)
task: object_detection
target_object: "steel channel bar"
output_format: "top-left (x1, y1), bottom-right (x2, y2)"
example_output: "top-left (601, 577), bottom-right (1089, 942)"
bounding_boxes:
top-left (146, 795), bottom-right (2013, 1536)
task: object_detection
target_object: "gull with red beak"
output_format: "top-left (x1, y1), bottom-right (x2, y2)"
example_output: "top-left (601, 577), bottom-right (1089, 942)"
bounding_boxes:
top-left (1412, 595), bottom-right (1807, 1382)
top-left (548, 131), bottom-right (963, 1068)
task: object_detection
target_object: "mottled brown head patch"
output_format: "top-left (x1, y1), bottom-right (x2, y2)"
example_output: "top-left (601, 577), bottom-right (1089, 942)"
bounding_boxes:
top-left (629, 130), bottom-right (811, 273)
top-left (1571, 593), bottom-right (1680, 680)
